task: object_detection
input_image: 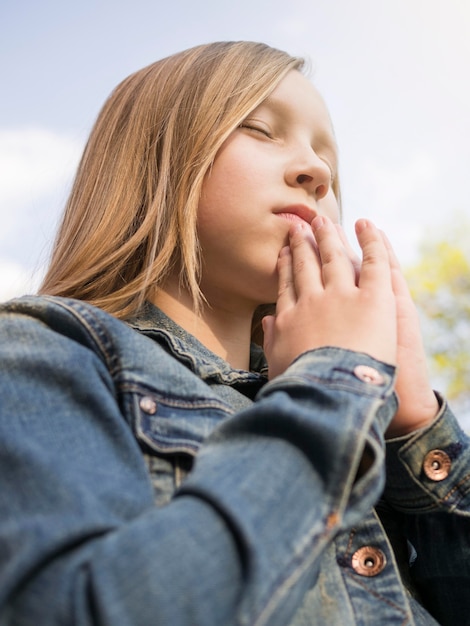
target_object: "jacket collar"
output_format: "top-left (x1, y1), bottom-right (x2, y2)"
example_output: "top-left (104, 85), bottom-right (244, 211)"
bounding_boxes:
top-left (127, 301), bottom-right (268, 388)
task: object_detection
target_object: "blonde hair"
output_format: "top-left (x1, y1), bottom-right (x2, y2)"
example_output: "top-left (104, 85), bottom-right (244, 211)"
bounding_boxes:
top-left (40, 41), bottom-right (339, 321)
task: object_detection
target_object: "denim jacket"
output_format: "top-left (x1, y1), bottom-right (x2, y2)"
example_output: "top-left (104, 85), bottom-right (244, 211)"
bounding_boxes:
top-left (0, 295), bottom-right (469, 626)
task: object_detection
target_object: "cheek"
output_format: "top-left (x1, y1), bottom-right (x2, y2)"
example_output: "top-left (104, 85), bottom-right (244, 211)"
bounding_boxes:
top-left (196, 180), bottom-right (234, 250)
top-left (198, 157), bottom-right (239, 218)
top-left (200, 138), bottom-right (264, 207)
top-left (197, 174), bottom-right (225, 233)
top-left (197, 161), bottom-right (258, 236)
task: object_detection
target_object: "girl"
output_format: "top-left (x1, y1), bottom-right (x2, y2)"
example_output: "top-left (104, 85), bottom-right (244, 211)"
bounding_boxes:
top-left (0, 41), bottom-right (468, 625)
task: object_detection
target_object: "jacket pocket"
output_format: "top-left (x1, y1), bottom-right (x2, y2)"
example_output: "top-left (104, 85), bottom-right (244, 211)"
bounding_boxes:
top-left (126, 388), bottom-right (233, 505)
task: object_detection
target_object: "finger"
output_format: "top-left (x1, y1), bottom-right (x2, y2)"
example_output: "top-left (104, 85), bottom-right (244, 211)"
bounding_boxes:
top-left (261, 314), bottom-right (275, 359)
top-left (354, 219), bottom-right (392, 290)
top-left (380, 229), bottom-right (422, 339)
top-left (335, 223), bottom-right (361, 284)
top-left (380, 229), bottom-right (401, 271)
top-left (275, 246), bottom-right (297, 313)
top-left (311, 216), bottom-right (356, 288)
top-left (288, 222), bottom-right (323, 296)
top-left (380, 230), bottom-right (411, 300)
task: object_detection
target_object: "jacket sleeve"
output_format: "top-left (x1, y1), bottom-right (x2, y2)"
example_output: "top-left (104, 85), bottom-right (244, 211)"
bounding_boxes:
top-left (0, 303), bottom-right (397, 626)
top-left (384, 399), bottom-right (470, 625)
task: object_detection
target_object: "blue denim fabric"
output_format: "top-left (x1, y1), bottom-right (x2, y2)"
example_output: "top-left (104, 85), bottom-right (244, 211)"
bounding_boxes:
top-left (0, 295), bottom-right (468, 625)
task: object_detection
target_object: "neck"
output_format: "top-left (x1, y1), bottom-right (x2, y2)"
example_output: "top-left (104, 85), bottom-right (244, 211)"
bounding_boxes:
top-left (150, 283), bottom-right (256, 371)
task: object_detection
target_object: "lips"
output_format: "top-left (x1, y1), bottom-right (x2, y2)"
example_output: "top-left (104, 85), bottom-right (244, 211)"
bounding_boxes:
top-left (274, 204), bottom-right (317, 225)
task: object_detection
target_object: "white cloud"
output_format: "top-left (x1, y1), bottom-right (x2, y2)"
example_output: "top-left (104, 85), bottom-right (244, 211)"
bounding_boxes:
top-left (0, 259), bottom-right (41, 302)
top-left (362, 151), bottom-right (437, 213)
top-left (0, 127), bottom-right (82, 234)
top-left (0, 127), bottom-right (83, 298)
top-left (340, 151), bottom-right (440, 265)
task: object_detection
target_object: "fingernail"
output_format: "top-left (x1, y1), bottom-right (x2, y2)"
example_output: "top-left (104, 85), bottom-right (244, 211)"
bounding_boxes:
top-left (290, 222), bottom-right (305, 235)
top-left (355, 218), bottom-right (368, 233)
top-left (312, 215), bottom-right (326, 230)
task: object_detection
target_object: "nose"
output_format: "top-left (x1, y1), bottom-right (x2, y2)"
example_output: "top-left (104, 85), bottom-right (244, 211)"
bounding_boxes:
top-left (285, 147), bottom-right (332, 200)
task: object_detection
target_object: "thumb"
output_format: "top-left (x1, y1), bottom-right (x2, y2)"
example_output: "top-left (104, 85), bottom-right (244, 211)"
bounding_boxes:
top-left (262, 315), bottom-right (275, 360)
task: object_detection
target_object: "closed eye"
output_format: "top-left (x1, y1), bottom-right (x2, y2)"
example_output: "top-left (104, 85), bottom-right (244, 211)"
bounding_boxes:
top-left (238, 123), bottom-right (272, 138)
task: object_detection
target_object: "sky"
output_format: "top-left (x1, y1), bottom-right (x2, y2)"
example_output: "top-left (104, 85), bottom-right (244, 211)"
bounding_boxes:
top-left (1, 0), bottom-right (470, 304)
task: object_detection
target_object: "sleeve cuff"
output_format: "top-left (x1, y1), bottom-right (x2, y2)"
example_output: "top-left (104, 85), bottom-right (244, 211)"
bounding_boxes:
top-left (384, 395), bottom-right (470, 512)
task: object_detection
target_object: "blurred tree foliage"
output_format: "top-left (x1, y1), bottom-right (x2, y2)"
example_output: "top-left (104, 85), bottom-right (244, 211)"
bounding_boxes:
top-left (405, 216), bottom-right (470, 407)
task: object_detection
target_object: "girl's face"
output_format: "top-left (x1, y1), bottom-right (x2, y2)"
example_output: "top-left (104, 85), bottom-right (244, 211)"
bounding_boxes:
top-left (197, 69), bottom-right (340, 311)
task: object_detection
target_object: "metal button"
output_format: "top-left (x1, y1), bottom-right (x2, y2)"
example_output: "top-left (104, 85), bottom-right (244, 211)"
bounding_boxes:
top-left (353, 365), bottom-right (385, 385)
top-left (139, 396), bottom-right (157, 415)
top-left (351, 546), bottom-right (386, 576)
top-left (423, 449), bottom-right (451, 481)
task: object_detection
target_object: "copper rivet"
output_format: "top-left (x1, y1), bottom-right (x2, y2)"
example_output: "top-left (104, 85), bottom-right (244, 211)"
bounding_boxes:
top-left (351, 546), bottom-right (386, 577)
top-left (423, 449), bottom-right (451, 481)
top-left (139, 396), bottom-right (157, 415)
top-left (353, 365), bottom-right (385, 386)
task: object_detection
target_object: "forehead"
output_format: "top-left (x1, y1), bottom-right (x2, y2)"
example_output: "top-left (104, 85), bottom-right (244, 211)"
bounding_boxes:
top-left (257, 70), bottom-right (336, 142)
